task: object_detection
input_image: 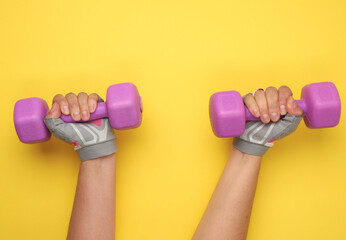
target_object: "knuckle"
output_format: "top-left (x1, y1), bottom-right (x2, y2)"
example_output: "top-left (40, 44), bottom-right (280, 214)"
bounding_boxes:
top-left (279, 85), bottom-right (290, 91)
top-left (78, 92), bottom-right (88, 98)
top-left (244, 93), bottom-right (253, 102)
top-left (254, 90), bottom-right (265, 98)
top-left (52, 94), bottom-right (65, 104)
top-left (89, 94), bottom-right (99, 102)
top-left (53, 94), bottom-right (64, 99)
top-left (65, 92), bottom-right (76, 98)
top-left (266, 86), bottom-right (277, 91)
top-left (279, 85), bottom-right (293, 95)
top-left (265, 86), bottom-right (278, 96)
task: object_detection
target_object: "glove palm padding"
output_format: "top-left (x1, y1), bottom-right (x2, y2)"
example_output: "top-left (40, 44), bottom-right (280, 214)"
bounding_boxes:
top-left (44, 118), bottom-right (117, 161)
top-left (233, 114), bottom-right (302, 156)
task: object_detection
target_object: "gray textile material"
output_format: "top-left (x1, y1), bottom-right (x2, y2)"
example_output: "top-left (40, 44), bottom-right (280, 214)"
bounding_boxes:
top-left (44, 117), bottom-right (117, 161)
top-left (233, 114), bottom-right (302, 156)
top-left (233, 138), bottom-right (269, 156)
top-left (77, 140), bottom-right (117, 161)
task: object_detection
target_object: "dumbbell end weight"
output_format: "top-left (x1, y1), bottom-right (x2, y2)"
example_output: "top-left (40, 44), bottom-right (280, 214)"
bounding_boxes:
top-left (209, 91), bottom-right (246, 138)
top-left (301, 82), bottom-right (341, 128)
top-left (106, 83), bottom-right (143, 129)
top-left (14, 97), bottom-right (51, 143)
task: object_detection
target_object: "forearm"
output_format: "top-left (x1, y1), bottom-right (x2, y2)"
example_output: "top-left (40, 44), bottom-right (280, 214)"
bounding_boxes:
top-left (67, 153), bottom-right (116, 240)
top-left (193, 147), bottom-right (262, 240)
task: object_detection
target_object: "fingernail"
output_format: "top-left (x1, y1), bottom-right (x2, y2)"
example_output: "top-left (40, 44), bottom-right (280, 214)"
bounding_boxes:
top-left (272, 112), bottom-right (280, 121)
top-left (63, 106), bottom-right (69, 114)
top-left (263, 113), bottom-right (269, 122)
top-left (253, 109), bottom-right (260, 117)
top-left (280, 105), bottom-right (286, 115)
top-left (82, 111), bottom-right (88, 119)
top-left (73, 112), bottom-right (80, 120)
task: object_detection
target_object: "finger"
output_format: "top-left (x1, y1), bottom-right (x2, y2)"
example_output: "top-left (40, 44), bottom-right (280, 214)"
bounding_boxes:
top-left (45, 102), bottom-right (61, 119)
top-left (286, 96), bottom-right (303, 116)
top-left (244, 94), bottom-right (260, 118)
top-left (278, 86), bottom-right (292, 115)
top-left (254, 89), bottom-right (270, 123)
top-left (78, 92), bottom-right (90, 121)
top-left (65, 92), bottom-right (81, 121)
top-left (265, 87), bottom-right (280, 122)
top-left (88, 93), bottom-right (99, 113)
top-left (52, 94), bottom-right (69, 115)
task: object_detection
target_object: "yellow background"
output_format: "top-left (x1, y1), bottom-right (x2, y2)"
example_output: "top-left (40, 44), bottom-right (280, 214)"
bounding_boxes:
top-left (1, 0), bottom-right (345, 239)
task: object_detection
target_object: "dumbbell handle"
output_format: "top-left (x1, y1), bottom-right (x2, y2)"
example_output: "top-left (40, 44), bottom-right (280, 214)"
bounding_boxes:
top-left (60, 102), bottom-right (108, 123)
top-left (245, 99), bottom-right (306, 121)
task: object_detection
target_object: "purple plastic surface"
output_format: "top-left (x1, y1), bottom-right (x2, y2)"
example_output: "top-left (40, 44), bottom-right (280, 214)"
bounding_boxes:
top-left (301, 82), bottom-right (341, 128)
top-left (107, 82), bottom-right (142, 129)
top-left (209, 91), bottom-right (245, 138)
top-left (14, 97), bottom-right (51, 143)
top-left (209, 82), bottom-right (341, 138)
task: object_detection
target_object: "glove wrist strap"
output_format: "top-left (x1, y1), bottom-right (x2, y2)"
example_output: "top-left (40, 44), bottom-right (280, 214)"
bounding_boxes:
top-left (233, 138), bottom-right (269, 156)
top-left (77, 140), bottom-right (117, 161)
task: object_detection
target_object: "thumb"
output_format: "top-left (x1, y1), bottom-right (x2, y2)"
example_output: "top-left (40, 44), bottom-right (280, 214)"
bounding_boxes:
top-left (45, 102), bottom-right (61, 119)
top-left (286, 96), bottom-right (303, 116)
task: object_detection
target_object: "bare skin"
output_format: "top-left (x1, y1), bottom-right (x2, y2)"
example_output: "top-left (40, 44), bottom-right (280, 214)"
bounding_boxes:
top-left (193, 148), bottom-right (261, 240)
top-left (45, 92), bottom-right (115, 240)
top-left (193, 86), bottom-right (302, 240)
top-left (67, 154), bottom-right (115, 240)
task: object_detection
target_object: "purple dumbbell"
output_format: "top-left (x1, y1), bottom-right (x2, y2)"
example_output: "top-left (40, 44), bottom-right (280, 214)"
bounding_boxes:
top-left (14, 82), bottom-right (143, 143)
top-left (209, 82), bottom-right (341, 138)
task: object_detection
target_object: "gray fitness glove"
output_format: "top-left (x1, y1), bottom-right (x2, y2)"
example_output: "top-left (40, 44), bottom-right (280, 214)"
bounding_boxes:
top-left (233, 114), bottom-right (302, 156)
top-left (44, 117), bottom-right (117, 161)
top-left (43, 96), bottom-right (117, 161)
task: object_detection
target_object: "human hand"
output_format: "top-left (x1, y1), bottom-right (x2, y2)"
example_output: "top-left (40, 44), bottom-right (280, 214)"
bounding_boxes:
top-left (43, 92), bottom-right (117, 161)
top-left (233, 86), bottom-right (303, 156)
